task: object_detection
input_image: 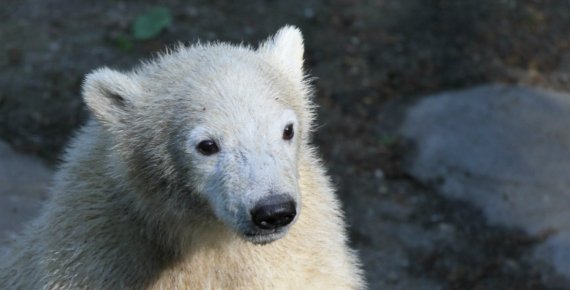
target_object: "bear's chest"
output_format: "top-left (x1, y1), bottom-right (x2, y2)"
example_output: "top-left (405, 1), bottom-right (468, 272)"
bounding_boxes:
top-left (149, 240), bottom-right (307, 290)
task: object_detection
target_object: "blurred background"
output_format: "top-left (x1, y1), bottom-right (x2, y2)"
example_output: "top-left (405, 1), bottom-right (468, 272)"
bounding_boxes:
top-left (1, 0), bottom-right (570, 289)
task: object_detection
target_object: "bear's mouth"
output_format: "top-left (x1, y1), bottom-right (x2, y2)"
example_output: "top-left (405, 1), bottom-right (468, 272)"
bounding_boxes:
top-left (243, 229), bottom-right (288, 245)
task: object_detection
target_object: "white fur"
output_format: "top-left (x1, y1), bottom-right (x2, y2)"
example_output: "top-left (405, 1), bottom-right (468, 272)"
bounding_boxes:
top-left (259, 26), bottom-right (305, 83)
top-left (0, 26), bottom-right (365, 289)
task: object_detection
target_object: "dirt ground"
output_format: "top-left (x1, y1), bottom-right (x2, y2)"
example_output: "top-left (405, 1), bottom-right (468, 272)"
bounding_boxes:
top-left (1, 0), bottom-right (569, 289)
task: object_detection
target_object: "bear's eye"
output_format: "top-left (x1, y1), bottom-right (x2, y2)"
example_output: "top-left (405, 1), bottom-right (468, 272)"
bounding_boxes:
top-left (283, 124), bottom-right (294, 140)
top-left (197, 140), bottom-right (220, 156)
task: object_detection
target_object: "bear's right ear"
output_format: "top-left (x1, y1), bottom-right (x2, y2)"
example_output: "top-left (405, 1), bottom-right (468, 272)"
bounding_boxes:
top-left (82, 67), bottom-right (142, 125)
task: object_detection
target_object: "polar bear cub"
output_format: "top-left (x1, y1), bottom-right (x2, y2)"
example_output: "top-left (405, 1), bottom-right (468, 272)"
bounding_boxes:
top-left (0, 26), bottom-right (365, 290)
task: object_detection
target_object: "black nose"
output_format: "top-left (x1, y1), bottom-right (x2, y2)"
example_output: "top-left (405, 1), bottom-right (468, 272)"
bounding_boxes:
top-left (251, 195), bottom-right (297, 230)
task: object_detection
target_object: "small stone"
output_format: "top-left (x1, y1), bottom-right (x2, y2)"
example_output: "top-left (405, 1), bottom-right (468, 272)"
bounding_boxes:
top-left (303, 8), bottom-right (315, 19)
top-left (374, 169), bottom-right (385, 180)
top-left (386, 271), bottom-right (400, 284)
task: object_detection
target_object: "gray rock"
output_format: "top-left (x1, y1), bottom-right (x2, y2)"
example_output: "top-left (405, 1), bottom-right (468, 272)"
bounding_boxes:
top-left (400, 84), bottom-right (570, 281)
top-left (0, 141), bottom-right (52, 253)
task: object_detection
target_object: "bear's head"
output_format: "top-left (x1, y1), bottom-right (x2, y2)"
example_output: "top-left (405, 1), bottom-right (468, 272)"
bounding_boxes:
top-left (81, 26), bottom-right (314, 246)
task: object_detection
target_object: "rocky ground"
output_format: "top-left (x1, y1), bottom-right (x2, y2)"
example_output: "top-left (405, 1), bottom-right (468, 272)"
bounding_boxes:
top-left (1, 0), bottom-right (570, 289)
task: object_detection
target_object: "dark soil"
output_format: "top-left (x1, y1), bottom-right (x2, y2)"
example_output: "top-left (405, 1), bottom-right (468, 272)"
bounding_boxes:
top-left (1, 0), bottom-right (569, 289)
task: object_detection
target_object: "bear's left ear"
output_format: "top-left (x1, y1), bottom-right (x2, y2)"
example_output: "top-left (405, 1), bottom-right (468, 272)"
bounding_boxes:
top-left (82, 67), bottom-right (142, 126)
top-left (259, 25), bottom-right (305, 83)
